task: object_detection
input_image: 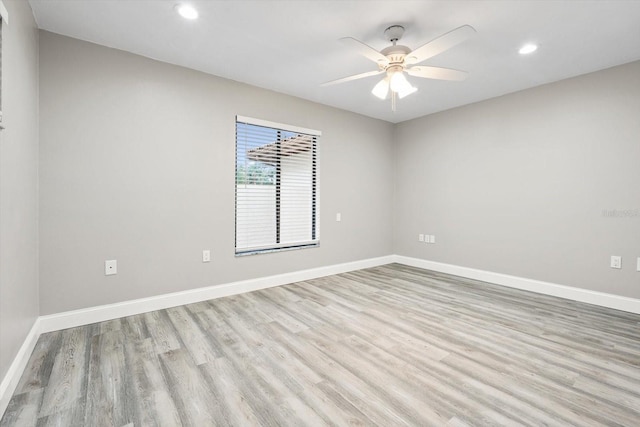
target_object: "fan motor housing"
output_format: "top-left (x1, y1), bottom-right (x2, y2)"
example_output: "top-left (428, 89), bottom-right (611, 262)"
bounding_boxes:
top-left (381, 45), bottom-right (411, 67)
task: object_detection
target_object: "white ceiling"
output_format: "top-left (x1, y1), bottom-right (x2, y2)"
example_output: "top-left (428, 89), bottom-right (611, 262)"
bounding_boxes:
top-left (28, 0), bottom-right (640, 123)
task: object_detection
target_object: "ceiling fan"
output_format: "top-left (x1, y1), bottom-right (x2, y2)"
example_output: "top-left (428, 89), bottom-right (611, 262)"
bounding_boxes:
top-left (322, 24), bottom-right (476, 111)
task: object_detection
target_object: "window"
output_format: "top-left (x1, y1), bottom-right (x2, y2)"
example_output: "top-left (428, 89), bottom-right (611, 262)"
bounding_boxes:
top-left (235, 116), bottom-right (320, 255)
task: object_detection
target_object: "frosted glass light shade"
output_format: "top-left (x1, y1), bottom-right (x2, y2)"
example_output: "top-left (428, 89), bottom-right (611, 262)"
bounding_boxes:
top-left (398, 86), bottom-right (418, 99)
top-left (371, 78), bottom-right (389, 99)
top-left (390, 71), bottom-right (412, 93)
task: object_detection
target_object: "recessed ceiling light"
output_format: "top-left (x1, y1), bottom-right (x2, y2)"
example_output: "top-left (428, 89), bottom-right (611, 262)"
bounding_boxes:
top-left (519, 43), bottom-right (538, 55)
top-left (176, 4), bottom-right (198, 20)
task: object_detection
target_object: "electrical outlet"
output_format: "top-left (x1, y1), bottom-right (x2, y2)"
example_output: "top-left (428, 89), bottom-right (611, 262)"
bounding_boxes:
top-left (203, 250), bottom-right (211, 263)
top-left (105, 260), bottom-right (117, 276)
top-left (430, 235), bottom-right (436, 244)
top-left (610, 256), bottom-right (621, 269)
top-left (418, 234), bottom-right (424, 242)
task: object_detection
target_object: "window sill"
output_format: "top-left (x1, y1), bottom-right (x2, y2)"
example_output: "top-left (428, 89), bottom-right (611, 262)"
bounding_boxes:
top-left (235, 242), bottom-right (320, 257)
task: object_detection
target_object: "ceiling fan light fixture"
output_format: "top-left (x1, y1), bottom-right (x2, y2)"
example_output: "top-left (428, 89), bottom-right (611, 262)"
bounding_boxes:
top-left (389, 71), bottom-right (412, 93)
top-left (372, 78), bottom-right (389, 100)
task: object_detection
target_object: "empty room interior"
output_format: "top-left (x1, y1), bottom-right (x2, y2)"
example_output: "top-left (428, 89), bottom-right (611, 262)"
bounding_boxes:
top-left (1, 0), bottom-right (640, 425)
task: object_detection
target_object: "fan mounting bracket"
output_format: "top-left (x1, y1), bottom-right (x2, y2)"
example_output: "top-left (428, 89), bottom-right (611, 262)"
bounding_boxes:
top-left (384, 25), bottom-right (405, 44)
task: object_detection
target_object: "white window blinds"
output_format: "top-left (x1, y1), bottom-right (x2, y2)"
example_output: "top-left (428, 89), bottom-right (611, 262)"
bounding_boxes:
top-left (235, 116), bottom-right (320, 255)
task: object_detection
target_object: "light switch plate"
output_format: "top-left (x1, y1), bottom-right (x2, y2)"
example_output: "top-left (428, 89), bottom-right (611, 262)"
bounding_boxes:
top-left (418, 234), bottom-right (424, 242)
top-left (203, 250), bottom-right (211, 263)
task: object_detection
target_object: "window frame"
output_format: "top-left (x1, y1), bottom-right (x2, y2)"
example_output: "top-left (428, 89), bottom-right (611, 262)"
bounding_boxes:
top-left (235, 115), bottom-right (321, 256)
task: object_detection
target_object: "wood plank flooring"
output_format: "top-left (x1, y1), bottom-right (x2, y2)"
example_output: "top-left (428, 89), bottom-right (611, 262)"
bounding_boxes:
top-left (2, 263), bottom-right (640, 426)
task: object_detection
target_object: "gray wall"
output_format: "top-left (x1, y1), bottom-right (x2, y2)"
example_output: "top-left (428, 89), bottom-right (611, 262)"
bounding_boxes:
top-left (36, 31), bottom-right (640, 316)
top-left (0, 0), bottom-right (39, 382)
top-left (38, 32), bottom-right (394, 315)
top-left (394, 61), bottom-right (640, 298)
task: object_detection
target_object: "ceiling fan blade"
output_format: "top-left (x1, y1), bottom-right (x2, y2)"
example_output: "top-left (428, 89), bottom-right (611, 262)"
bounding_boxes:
top-left (406, 66), bottom-right (468, 81)
top-left (321, 69), bottom-right (384, 87)
top-left (340, 37), bottom-right (389, 65)
top-left (405, 25), bottom-right (476, 65)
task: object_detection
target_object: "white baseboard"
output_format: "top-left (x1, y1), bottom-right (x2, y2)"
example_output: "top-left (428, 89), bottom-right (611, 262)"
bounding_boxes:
top-left (39, 255), bottom-right (395, 333)
top-left (0, 318), bottom-right (40, 418)
top-left (41, 253), bottom-right (636, 334)
top-left (393, 255), bottom-right (640, 314)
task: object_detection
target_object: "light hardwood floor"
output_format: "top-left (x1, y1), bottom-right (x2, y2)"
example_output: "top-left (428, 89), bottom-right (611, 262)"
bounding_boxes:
top-left (2, 263), bottom-right (640, 426)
